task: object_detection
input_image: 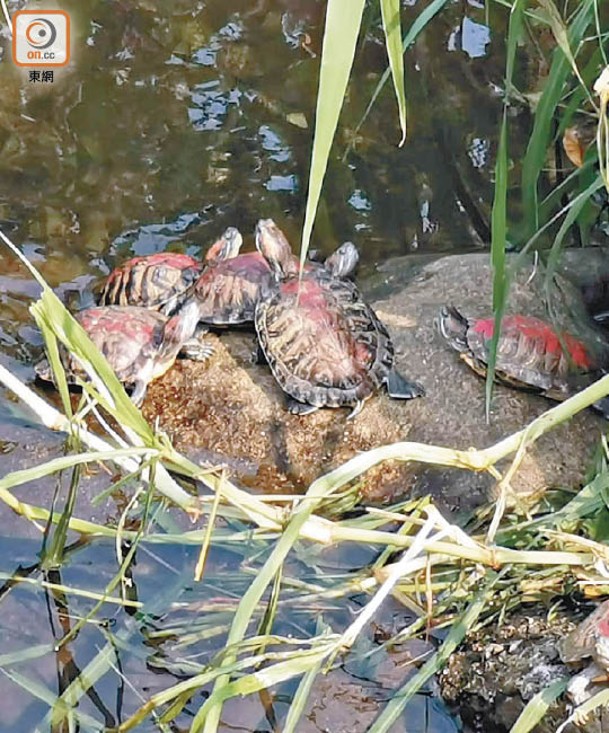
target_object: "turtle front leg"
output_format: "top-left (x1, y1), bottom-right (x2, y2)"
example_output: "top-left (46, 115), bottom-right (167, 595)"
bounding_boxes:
top-left (180, 337), bottom-right (215, 362)
top-left (346, 401), bottom-right (364, 419)
top-left (287, 398), bottom-right (319, 416)
top-left (180, 324), bottom-right (215, 362)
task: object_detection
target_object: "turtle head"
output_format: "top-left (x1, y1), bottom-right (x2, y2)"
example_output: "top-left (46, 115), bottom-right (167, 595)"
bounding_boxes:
top-left (325, 241), bottom-right (359, 279)
top-left (435, 305), bottom-right (470, 353)
top-left (205, 227), bottom-right (243, 264)
top-left (255, 219), bottom-right (297, 279)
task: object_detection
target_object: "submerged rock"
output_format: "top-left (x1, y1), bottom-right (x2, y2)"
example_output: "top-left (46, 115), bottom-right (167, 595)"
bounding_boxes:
top-left (439, 612), bottom-right (609, 733)
top-left (144, 250), bottom-right (608, 510)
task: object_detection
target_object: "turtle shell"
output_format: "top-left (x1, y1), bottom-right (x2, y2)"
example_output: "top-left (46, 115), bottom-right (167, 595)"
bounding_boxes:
top-left (193, 252), bottom-right (274, 326)
top-left (255, 268), bottom-right (393, 408)
top-left (192, 250), bottom-right (330, 326)
top-left (99, 227), bottom-right (242, 316)
top-left (35, 306), bottom-right (183, 388)
top-left (560, 600), bottom-right (609, 671)
top-left (438, 306), bottom-right (594, 397)
top-left (100, 252), bottom-right (203, 315)
top-left (464, 314), bottom-right (592, 395)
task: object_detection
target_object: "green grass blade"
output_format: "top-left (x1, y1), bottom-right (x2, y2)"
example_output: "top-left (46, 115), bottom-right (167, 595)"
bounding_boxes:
top-left (37, 326), bottom-right (73, 419)
top-left (380, 0), bottom-right (406, 145)
top-left (354, 0), bottom-right (450, 138)
top-left (520, 0), bottom-right (596, 238)
top-left (537, 0), bottom-right (590, 96)
top-left (485, 0), bottom-right (526, 420)
top-left (486, 112), bottom-right (510, 422)
top-left (545, 174), bottom-right (604, 278)
top-left (42, 460), bottom-right (81, 568)
top-left (0, 448), bottom-right (156, 491)
top-left (282, 625), bottom-right (329, 733)
top-left (300, 0), bottom-right (365, 266)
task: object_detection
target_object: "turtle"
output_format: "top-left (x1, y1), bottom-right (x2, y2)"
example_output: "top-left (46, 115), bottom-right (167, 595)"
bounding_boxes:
top-left (192, 249), bottom-right (274, 327)
top-left (437, 305), bottom-right (609, 416)
top-left (191, 218), bottom-right (357, 327)
top-left (35, 300), bottom-right (207, 406)
top-left (559, 600), bottom-right (609, 706)
top-left (99, 226), bottom-right (243, 315)
top-left (254, 218), bottom-right (424, 416)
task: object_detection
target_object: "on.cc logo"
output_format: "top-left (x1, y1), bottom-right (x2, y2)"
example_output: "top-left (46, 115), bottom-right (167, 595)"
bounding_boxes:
top-left (12, 10), bottom-right (70, 67)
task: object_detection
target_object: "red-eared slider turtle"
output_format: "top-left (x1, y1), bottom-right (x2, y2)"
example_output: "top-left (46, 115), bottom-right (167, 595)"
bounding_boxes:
top-left (192, 219), bottom-right (358, 327)
top-left (99, 227), bottom-right (242, 315)
top-left (35, 300), bottom-right (206, 406)
top-left (560, 600), bottom-right (609, 705)
top-left (192, 250), bottom-right (274, 326)
top-left (437, 305), bottom-right (609, 414)
top-left (254, 219), bottom-right (424, 416)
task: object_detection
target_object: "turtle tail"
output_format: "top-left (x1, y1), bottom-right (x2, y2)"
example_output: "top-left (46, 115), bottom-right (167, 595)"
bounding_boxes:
top-left (385, 369), bottom-right (425, 399)
top-left (436, 305), bottom-right (470, 353)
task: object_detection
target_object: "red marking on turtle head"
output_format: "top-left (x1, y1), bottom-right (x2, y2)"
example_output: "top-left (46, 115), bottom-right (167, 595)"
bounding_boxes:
top-left (472, 314), bottom-right (591, 369)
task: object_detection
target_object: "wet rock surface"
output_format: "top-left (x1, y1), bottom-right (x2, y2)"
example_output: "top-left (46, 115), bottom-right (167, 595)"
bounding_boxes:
top-left (440, 611), bottom-right (609, 733)
top-left (143, 251), bottom-right (608, 511)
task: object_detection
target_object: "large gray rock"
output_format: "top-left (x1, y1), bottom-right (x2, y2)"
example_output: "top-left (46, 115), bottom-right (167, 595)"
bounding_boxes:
top-left (143, 251), bottom-right (608, 511)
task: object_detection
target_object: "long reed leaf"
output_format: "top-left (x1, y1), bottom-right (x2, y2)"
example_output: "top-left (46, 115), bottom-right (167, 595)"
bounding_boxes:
top-left (380, 0), bottom-right (406, 144)
top-left (485, 0), bottom-right (526, 420)
top-left (300, 0), bottom-right (365, 266)
top-left (520, 0), bottom-right (596, 237)
top-left (355, 0), bottom-right (450, 138)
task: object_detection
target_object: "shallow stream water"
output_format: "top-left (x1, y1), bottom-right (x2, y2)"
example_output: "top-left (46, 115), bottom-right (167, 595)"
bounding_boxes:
top-left (0, 0), bottom-right (519, 729)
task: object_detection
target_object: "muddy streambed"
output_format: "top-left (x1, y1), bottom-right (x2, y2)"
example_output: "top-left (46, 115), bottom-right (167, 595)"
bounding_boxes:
top-left (0, 0), bottom-right (600, 730)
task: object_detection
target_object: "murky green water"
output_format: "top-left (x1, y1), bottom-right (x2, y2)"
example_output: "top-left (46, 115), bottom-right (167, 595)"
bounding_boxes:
top-left (0, 0), bottom-right (514, 729)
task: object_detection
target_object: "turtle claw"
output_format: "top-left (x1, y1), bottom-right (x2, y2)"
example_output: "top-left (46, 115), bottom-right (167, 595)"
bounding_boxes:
top-left (287, 398), bottom-right (318, 416)
top-left (347, 401), bottom-right (364, 419)
top-left (130, 381), bottom-right (147, 407)
top-left (180, 338), bottom-right (215, 363)
top-left (385, 369), bottom-right (425, 400)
